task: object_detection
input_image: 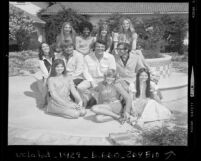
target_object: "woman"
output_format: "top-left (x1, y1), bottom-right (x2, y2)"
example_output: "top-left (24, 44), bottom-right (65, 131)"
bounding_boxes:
top-left (96, 24), bottom-right (112, 53)
top-left (75, 21), bottom-right (96, 56)
top-left (56, 22), bottom-right (76, 48)
top-left (38, 42), bottom-right (55, 107)
top-left (91, 69), bottom-right (132, 123)
top-left (129, 68), bottom-right (172, 129)
top-left (46, 59), bottom-right (86, 119)
top-left (113, 18), bottom-right (137, 51)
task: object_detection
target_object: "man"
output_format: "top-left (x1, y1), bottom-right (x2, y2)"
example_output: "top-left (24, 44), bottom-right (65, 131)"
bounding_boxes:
top-left (114, 42), bottom-right (145, 85)
top-left (59, 42), bottom-right (89, 89)
top-left (83, 39), bottom-right (116, 88)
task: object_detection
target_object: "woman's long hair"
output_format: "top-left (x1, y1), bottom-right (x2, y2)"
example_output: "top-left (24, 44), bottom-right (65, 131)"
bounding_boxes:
top-left (59, 22), bottom-right (76, 44)
top-left (135, 68), bottom-right (151, 98)
top-left (38, 42), bottom-right (55, 60)
top-left (119, 18), bottom-right (136, 43)
top-left (96, 25), bottom-right (112, 50)
top-left (49, 59), bottom-right (67, 77)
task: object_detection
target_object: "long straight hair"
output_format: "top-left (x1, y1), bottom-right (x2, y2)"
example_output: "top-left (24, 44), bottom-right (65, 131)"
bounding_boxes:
top-left (96, 25), bottom-right (112, 49)
top-left (49, 59), bottom-right (67, 77)
top-left (135, 68), bottom-right (151, 98)
top-left (119, 18), bottom-right (136, 43)
top-left (59, 22), bottom-right (76, 44)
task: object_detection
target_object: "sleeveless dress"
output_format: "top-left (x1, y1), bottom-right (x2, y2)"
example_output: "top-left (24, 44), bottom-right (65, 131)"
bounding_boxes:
top-left (46, 76), bottom-right (79, 115)
top-left (131, 82), bottom-right (171, 123)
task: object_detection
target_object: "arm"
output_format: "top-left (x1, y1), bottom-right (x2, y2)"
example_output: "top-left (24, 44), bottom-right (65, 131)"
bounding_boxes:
top-left (150, 81), bottom-right (162, 104)
top-left (70, 79), bottom-right (82, 104)
top-left (71, 53), bottom-right (84, 78)
top-left (115, 82), bottom-right (132, 114)
top-left (131, 33), bottom-right (138, 50)
top-left (109, 55), bottom-right (116, 70)
top-left (83, 58), bottom-right (96, 87)
top-left (48, 78), bottom-right (68, 106)
top-left (39, 60), bottom-right (49, 78)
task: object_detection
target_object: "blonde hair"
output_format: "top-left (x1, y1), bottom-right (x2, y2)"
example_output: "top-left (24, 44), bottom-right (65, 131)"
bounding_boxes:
top-left (119, 18), bottom-right (135, 33)
top-left (59, 22), bottom-right (76, 44)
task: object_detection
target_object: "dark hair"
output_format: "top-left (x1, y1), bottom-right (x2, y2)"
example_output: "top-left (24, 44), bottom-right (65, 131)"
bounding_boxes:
top-left (135, 68), bottom-right (151, 98)
top-left (117, 42), bottom-right (131, 53)
top-left (49, 59), bottom-right (67, 77)
top-left (60, 41), bottom-right (74, 50)
top-left (79, 21), bottom-right (93, 33)
top-left (38, 42), bottom-right (55, 60)
top-left (96, 25), bottom-right (112, 50)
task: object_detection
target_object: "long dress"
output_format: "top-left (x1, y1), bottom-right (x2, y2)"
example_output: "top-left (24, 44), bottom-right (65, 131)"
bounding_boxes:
top-left (131, 82), bottom-right (171, 123)
top-left (46, 76), bottom-right (79, 115)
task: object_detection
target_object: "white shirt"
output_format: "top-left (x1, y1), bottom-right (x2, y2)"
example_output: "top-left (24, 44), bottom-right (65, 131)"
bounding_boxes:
top-left (84, 51), bottom-right (116, 84)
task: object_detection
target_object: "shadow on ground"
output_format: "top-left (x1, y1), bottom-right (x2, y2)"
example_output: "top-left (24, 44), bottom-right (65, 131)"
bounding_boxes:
top-left (24, 80), bottom-right (44, 110)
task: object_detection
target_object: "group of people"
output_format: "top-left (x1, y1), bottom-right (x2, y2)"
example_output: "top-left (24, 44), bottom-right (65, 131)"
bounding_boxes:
top-left (38, 18), bottom-right (172, 129)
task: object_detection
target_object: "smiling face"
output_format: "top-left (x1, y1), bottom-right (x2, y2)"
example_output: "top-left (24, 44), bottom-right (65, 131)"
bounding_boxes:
top-left (117, 44), bottom-right (129, 57)
top-left (139, 71), bottom-right (148, 82)
top-left (63, 44), bottom-right (74, 56)
top-left (41, 43), bottom-right (50, 55)
top-left (83, 27), bottom-right (90, 37)
top-left (101, 29), bottom-right (107, 37)
top-left (105, 76), bottom-right (115, 85)
top-left (63, 24), bottom-right (72, 34)
top-left (122, 19), bottom-right (130, 31)
top-left (95, 42), bottom-right (105, 55)
top-left (55, 63), bottom-right (65, 76)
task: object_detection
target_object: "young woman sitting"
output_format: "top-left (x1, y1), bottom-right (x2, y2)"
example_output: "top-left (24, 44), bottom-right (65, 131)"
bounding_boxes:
top-left (45, 59), bottom-right (86, 119)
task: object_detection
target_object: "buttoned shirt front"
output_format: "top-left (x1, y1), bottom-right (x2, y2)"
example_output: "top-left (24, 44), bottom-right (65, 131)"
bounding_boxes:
top-left (56, 50), bottom-right (85, 79)
top-left (114, 52), bottom-right (144, 83)
top-left (84, 51), bottom-right (116, 84)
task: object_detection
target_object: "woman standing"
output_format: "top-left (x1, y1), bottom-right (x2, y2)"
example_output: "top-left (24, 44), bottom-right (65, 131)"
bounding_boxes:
top-left (56, 22), bottom-right (76, 48)
top-left (129, 68), bottom-right (172, 129)
top-left (46, 59), bottom-right (86, 118)
top-left (75, 21), bottom-right (96, 56)
top-left (96, 24), bottom-right (112, 53)
top-left (91, 69), bottom-right (132, 123)
top-left (38, 42), bottom-right (55, 107)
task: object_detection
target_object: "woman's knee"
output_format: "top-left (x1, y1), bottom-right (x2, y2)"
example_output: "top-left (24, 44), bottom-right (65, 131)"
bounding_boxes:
top-left (91, 105), bottom-right (99, 113)
top-left (95, 115), bottom-right (106, 123)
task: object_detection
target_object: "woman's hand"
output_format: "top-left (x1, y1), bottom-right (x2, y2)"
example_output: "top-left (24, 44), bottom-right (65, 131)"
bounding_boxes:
top-left (78, 101), bottom-right (83, 107)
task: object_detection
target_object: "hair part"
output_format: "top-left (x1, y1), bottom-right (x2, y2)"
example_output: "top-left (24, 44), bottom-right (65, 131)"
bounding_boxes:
top-left (135, 68), bottom-right (151, 98)
top-left (49, 59), bottom-right (67, 77)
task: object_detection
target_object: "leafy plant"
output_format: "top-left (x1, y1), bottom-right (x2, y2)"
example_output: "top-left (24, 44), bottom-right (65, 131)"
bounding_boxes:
top-left (38, 6), bottom-right (89, 45)
top-left (9, 4), bottom-right (36, 50)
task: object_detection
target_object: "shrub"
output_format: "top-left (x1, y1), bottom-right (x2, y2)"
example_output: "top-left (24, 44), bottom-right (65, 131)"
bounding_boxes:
top-left (9, 4), bottom-right (36, 51)
top-left (38, 7), bottom-right (89, 45)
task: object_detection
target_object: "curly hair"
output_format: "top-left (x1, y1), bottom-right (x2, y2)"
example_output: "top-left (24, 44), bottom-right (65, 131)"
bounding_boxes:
top-left (79, 21), bottom-right (93, 33)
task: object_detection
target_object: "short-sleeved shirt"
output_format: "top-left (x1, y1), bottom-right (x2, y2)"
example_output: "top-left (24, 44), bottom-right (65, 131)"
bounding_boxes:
top-left (84, 52), bottom-right (116, 84)
top-left (75, 36), bottom-right (95, 55)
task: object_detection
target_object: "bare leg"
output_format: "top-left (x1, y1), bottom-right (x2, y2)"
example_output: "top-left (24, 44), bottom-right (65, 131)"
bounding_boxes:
top-left (95, 114), bottom-right (114, 123)
top-left (91, 104), bottom-right (121, 120)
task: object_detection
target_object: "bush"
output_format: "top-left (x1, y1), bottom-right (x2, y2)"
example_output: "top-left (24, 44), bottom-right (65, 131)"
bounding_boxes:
top-left (38, 7), bottom-right (89, 45)
top-left (9, 4), bottom-right (36, 51)
top-left (99, 14), bottom-right (188, 55)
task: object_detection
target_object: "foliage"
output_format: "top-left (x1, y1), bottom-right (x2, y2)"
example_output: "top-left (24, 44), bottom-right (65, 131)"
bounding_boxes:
top-left (142, 126), bottom-right (187, 145)
top-left (37, 6), bottom-right (89, 45)
top-left (102, 14), bottom-right (188, 55)
top-left (9, 4), bottom-right (36, 50)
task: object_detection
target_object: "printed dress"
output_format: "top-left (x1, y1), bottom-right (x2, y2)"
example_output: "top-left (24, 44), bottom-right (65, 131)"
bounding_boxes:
top-left (46, 76), bottom-right (79, 115)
